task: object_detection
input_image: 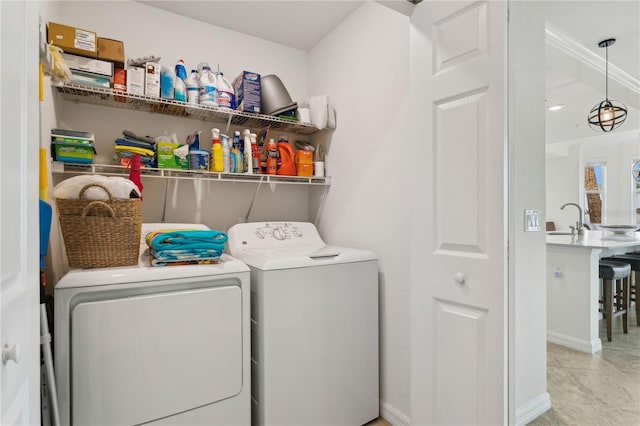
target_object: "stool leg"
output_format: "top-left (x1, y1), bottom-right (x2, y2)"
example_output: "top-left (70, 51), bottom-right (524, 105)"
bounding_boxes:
top-left (623, 276), bottom-right (629, 334)
top-left (634, 271), bottom-right (640, 326)
top-left (605, 279), bottom-right (613, 342)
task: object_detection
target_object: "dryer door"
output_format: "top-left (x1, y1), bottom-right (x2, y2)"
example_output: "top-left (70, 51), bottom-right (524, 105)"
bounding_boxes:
top-left (71, 285), bottom-right (242, 425)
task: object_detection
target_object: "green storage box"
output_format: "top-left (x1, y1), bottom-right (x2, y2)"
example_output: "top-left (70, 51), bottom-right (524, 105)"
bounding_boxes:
top-left (156, 141), bottom-right (189, 170)
top-left (52, 142), bottom-right (96, 164)
top-left (51, 129), bottom-right (95, 164)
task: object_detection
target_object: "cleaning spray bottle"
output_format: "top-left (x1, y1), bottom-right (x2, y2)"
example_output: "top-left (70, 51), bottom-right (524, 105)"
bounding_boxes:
top-left (276, 136), bottom-right (296, 176)
top-left (210, 128), bottom-right (223, 172)
top-left (266, 138), bottom-right (278, 175)
top-left (174, 59), bottom-right (187, 102)
top-left (243, 129), bottom-right (253, 174)
top-left (221, 133), bottom-right (231, 173)
top-left (232, 131), bottom-right (243, 173)
top-left (250, 133), bottom-right (261, 174)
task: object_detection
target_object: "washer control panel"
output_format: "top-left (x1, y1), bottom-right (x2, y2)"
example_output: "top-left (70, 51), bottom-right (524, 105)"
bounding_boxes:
top-left (228, 222), bottom-right (324, 252)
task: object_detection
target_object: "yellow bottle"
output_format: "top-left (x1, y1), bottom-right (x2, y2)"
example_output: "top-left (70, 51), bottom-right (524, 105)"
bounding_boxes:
top-left (210, 128), bottom-right (224, 172)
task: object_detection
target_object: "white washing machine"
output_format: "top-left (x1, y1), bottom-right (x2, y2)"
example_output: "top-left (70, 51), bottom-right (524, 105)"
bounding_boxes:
top-left (55, 223), bottom-right (251, 426)
top-left (227, 221), bottom-right (379, 426)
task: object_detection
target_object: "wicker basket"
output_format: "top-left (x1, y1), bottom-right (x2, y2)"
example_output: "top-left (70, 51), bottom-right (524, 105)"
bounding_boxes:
top-left (56, 183), bottom-right (142, 268)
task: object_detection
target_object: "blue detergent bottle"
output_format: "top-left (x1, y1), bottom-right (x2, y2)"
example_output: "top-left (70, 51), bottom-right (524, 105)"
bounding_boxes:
top-left (174, 59), bottom-right (187, 102)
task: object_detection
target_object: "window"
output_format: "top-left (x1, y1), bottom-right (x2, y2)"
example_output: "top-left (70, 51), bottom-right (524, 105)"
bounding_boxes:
top-left (583, 161), bottom-right (606, 225)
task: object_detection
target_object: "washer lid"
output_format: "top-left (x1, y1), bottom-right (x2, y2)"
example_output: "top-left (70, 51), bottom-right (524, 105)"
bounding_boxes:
top-left (227, 221), bottom-right (376, 270)
top-left (234, 244), bottom-right (376, 270)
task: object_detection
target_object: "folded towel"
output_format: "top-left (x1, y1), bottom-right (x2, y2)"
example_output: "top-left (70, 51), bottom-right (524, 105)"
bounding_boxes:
top-left (146, 229), bottom-right (228, 252)
top-left (150, 256), bottom-right (222, 267)
top-left (122, 130), bottom-right (156, 145)
top-left (151, 248), bottom-right (224, 261)
top-left (115, 145), bottom-right (155, 158)
top-left (115, 138), bottom-right (156, 150)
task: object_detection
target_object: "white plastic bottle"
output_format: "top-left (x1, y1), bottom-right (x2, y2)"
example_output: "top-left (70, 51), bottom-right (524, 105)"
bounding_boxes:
top-left (217, 72), bottom-right (235, 109)
top-left (199, 66), bottom-right (218, 106)
top-left (174, 59), bottom-right (187, 102)
top-left (186, 69), bottom-right (199, 104)
top-left (221, 133), bottom-right (231, 173)
top-left (243, 129), bottom-right (253, 174)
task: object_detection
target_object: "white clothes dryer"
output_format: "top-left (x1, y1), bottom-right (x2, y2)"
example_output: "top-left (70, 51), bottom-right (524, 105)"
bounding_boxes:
top-left (227, 221), bottom-right (379, 426)
top-left (55, 223), bottom-right (251, 426)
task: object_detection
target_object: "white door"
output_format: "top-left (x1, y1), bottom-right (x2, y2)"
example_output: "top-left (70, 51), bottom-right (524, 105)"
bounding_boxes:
top-left (410, 1), bottom-right (508, 424)
top-left (1, 1), bottom-right (41, 424)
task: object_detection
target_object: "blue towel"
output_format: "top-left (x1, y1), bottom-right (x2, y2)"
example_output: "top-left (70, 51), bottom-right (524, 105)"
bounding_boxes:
top-left (147, 229), bottom-right (228, 252)
top-left (151, 248), bottom-right (224, 261)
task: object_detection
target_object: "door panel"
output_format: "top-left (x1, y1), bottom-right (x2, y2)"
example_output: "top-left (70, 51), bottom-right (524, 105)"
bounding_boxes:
top-left (435, 89), bottom-right (488, 256)
top-left (1, 1), bottom-right (40, 424)
top-left (411, 1), bottom-right (507, 424)
top-left (72, 286), bottom-right (242, 425)
top-left (433, 1), bottom-right (488, 74)
top-left (434, 300), bottom-right (488, 425)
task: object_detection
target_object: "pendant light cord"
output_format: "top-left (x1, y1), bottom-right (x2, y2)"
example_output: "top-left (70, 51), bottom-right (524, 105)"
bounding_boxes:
top-left (605, 44), bottom-right (609, 101)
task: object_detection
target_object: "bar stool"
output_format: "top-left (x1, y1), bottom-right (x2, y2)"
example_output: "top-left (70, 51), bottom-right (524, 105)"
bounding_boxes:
top-left (598, 260), bottom-right (630, 341)
top-left (609, 253), bottom-right (640, 325)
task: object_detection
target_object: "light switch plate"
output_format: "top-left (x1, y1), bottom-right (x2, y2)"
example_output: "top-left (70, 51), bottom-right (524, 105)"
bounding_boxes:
top-left (524, 209), bottom-right (541, 232)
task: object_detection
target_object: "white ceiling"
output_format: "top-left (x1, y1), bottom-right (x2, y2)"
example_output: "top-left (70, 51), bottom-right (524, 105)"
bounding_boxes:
top-left (137, 1), bottom-right (366, 51)
top-left (543, 1), bottom-right (640, 143)
top-left (140, 0), bottom-right (640, 144)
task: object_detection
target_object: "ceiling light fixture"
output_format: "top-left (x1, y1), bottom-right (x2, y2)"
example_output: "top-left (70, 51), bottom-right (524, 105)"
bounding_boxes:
top-left (548, 104), bottom-right (565, 112)
top-left (587, 38), bottom-right (627, 132)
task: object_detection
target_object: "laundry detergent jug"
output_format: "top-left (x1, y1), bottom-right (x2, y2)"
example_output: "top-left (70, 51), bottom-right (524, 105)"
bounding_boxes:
top-left (277, 137), bottom-right (296, 176)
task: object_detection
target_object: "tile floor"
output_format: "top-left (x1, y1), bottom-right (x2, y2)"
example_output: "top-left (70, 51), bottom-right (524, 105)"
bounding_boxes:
top-left (530, 309), bottom-right (640, 425)
top-left (367, 310), bottom-right (639, 426)
top-left (366, 418), bottom-right (391, 426)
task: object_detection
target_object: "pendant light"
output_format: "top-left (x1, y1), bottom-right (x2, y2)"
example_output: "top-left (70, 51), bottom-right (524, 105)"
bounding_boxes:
top-left (587, 38), bottom-right (627, 132)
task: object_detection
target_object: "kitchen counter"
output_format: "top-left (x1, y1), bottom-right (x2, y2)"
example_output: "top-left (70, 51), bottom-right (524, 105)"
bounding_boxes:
top-left (546, 230), bottom-right (640, 249)
top-left (546, 230), bottom-right (640, 353)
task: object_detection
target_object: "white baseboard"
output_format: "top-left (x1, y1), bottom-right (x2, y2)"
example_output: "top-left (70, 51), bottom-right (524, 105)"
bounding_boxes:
top-left (380, 401), bottom-right (411, 426)
top-left (547, 331), bottom-right (601, 354)
top-left (515, 392), bottom-right (551, 425)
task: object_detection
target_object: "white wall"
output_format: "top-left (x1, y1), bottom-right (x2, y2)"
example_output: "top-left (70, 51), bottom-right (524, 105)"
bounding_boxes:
top-left (509, 3), bottom-right (550, 424)
top-left (309, 3), bottom-right (411, 423)
top-left (546, 130), bottom-right (639, 230)
top-left (545, 144), bottom-right (580, 231)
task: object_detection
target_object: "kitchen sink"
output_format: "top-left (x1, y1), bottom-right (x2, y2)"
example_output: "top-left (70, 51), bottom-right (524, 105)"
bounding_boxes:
top-left (546, 231), bottom-right (573, 236)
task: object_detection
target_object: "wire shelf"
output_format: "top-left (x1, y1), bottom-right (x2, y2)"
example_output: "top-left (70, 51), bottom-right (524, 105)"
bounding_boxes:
top-left (52, 161), bottom-right (331, 186)
top-left (53, 82), bottom-right (319, 135)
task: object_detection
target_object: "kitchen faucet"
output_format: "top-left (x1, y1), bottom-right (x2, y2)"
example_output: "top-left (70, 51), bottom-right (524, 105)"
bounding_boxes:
top-left (560, 202), bottom-right (586, 235)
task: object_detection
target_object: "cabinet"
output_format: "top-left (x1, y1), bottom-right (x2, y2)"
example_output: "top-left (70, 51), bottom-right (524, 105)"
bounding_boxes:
top-left (52, 82), bottom-right (330, 187)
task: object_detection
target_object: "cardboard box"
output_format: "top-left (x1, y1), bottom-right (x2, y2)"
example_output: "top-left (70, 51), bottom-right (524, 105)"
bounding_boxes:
top-left (52, 142), bottom-right (95, 164)
top-left (69, 70), bottom-right (111, 88)
top-left (157, 141), bottom-right (189, 170)
top-left (51, 129), bottom-right (96, 164)
top-left (61, 52), bottom-right (113, 77)
top-left (97, 37), bottom-right (125, 65)
top-left (144, 62), bottom-right (160, 98)
top-left (126, 67), bottom-right (144, 95)
top-left (113, 67), bottom-right (126, 102)
top-left (233, 71), bottom-right (261, 113)
top-left (48, 22), bottom-right (97, 58)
